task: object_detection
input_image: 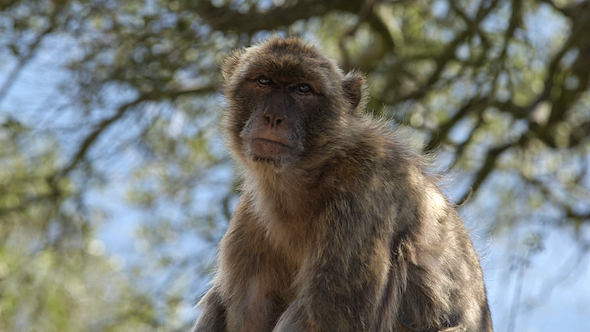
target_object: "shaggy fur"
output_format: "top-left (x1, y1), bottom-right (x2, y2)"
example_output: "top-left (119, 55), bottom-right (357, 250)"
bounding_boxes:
top-left (192, 36), bottom-right (493, 332)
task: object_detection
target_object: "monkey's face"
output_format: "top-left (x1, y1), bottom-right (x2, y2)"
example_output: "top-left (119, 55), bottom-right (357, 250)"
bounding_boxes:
top-left (236, 72), bottom-right (316, 164)
top-left (221, 37), bottom-right (364, 169)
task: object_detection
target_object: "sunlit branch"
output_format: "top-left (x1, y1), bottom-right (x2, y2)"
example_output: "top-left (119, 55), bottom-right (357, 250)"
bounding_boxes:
top-left (457, 141), bottom-right (514, 205)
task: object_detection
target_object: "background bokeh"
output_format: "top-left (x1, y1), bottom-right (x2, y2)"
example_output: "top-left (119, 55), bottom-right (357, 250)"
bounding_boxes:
top-left (1, 0), bottom-right (589, 331)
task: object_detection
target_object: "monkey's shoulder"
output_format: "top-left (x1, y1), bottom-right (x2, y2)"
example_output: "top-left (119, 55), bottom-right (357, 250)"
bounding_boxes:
top-left (327, 130), bottom-right (431, 192)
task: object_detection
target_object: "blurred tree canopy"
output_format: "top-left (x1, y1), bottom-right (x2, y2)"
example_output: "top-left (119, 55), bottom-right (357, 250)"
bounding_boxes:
top-left (0, 0), bottom-right (589, 331)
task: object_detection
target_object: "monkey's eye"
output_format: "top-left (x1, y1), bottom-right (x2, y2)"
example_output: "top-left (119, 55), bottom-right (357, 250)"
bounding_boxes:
top-left (258, 76), bottom-right (271, 85)
top-left (297, 84), bottom-right (311, 94)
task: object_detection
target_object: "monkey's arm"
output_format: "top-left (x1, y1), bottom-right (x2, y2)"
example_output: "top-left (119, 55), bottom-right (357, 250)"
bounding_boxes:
top-left (196, 200), bottom-right (290, 332)
top-left (273, 195), bottom-right (392, 332)
top-left (191, 285), bottom-right (226, 332)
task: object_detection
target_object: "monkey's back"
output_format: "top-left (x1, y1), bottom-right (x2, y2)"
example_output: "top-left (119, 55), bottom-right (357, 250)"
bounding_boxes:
top-left (321, 120), bottom-right (493, 331)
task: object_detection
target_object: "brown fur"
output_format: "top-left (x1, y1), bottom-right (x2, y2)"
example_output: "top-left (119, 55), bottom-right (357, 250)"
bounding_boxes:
top-left (192, 36), bottom-right (493, 332)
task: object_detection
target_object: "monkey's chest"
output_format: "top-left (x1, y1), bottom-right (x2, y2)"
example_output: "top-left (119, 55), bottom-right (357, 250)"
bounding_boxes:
top-left (259, 212), bottom-right (310, 263)
top-left (238, 264), bottom-right (296, 332)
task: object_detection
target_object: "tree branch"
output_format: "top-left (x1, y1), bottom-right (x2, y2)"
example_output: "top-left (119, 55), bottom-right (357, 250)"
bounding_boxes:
top-left (457, 141), bottom-right (514, 205)
top-left (390, 0), bottom-right (501, 104)
top-left (424, 97), bottom-right (487, 152)
top-left (55, 85), bottom-right (213, 179)
top-left (192, 0), bottom-right (364, 34)
top-left (338, 0), bottom-right (377, 70)
top-left (56, 99), bottom-right (143, 178)
top-left (0, 7), bottom-right (63, 106)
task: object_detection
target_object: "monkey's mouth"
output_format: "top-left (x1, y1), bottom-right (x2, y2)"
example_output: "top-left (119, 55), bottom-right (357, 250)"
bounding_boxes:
top-left (249, 138), bottom-right (291, 160)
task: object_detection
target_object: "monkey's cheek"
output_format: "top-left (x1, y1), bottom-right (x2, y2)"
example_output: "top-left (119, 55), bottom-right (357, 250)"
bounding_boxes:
top-left (248, 138), bottom-right (291, 160)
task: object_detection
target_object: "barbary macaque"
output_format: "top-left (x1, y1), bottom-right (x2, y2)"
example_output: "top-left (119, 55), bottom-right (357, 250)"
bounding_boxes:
top-left (192, 36), bottom-right (493, 332)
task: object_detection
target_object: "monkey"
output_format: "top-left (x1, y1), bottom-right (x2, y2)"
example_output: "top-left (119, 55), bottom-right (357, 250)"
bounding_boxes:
top-left (192, 36), bottom-right (493, 332)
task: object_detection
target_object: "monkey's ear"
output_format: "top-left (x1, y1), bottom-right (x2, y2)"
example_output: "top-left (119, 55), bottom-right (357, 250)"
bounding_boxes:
top-left (342, 72), bottom-right (366, 110)
top-left (221, 49), bottom-right (246, 82)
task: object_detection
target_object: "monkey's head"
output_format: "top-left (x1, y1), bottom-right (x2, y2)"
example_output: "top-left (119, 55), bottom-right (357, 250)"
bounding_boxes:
top-left (221, 36), bottom-right (366, 171)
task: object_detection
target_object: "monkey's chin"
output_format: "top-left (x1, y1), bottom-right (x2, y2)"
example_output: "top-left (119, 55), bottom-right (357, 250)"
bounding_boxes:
top-left (248, 138), bottom-right (292, 162)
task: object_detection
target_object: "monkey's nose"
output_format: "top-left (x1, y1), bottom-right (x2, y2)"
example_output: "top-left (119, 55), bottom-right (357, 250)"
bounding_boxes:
top-left (264, 114), bottom-right (286, 128)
